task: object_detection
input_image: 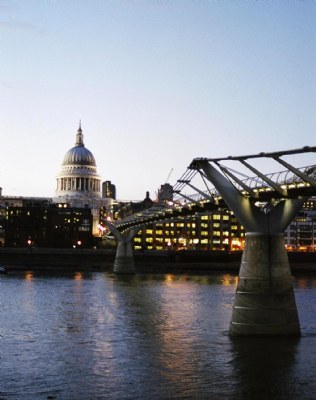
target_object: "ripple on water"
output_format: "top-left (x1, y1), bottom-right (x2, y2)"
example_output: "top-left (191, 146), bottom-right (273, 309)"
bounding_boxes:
top-left (0, 271), bottom-right (316, 399)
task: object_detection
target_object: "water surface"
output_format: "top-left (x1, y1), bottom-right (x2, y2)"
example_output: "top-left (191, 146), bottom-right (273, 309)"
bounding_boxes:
top-left (0, 270), bottom-right (315, 399)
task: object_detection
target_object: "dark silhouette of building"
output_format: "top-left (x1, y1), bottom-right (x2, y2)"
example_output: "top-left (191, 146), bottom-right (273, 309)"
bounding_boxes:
top-left (102, 181), bottom-right (116, 199)
top-left (5, 202), bottom-right (93, 248)
top-left (158, 183), bottom-right (173, 202)
top-left (141, 191), bottom-right (154, 209)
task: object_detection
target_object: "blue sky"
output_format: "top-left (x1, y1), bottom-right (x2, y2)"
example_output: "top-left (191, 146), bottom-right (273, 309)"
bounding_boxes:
top-left (0, 0), bottom-right (315, 200)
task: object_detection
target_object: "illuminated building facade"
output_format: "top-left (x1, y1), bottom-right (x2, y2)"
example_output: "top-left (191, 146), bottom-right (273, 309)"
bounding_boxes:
top-left (132, 210), bottom-right (246, 251)
top-left (130, 199), bottom-right (316, 252)
top-left (284, 200), bottom-right (316, 252)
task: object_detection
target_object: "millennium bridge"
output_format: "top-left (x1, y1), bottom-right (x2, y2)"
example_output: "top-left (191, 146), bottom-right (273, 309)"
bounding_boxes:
top-left (106, 146), bottom-right (316, 337)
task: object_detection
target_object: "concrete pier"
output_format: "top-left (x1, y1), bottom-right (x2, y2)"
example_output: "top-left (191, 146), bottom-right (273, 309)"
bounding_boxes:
top-left (229, 233), bottom-right (301, 336)
top-left (113, 241), bottom-right (136, 274)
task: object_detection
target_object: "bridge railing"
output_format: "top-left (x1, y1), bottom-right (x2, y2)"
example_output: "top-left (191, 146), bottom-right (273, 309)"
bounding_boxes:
top-left (239, 165), bottom-right (313, 191)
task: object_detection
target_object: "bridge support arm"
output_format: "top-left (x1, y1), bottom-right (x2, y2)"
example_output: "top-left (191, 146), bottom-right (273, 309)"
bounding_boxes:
top-left (196, 160), bottom-right (267, 232)
top-left (268, 197), bottom-right (306, 233)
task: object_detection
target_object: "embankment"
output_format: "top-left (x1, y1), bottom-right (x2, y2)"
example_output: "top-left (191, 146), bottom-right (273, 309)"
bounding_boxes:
top-left (0, 248), bottom-right (315, 273)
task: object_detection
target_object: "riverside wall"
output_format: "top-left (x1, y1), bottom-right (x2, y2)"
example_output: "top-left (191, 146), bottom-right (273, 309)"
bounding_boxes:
top-left (0, 248), bottom-right (316, 273)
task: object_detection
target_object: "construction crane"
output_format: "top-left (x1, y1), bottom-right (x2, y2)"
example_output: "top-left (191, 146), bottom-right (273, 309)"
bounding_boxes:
top-left (165, 168), bottom-right (174, 183)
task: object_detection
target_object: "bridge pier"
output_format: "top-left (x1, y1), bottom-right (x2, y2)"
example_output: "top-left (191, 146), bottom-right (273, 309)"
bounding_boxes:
top-left (113, 240), bottom-right (136, 274)
top-left (102, 220), bottom-right (138, 274)
top-left (230, 232), bottom-right (300, 336)
top-left (194, 159), bottom-right (306, 336)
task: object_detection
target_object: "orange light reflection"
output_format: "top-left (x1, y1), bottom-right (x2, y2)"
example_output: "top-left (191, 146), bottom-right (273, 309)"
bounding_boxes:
top-left (221, 274), bottom-right (238, 286)
top-left (74, 272), bottom-right (83, 281)
top-left (25, 272), bottom-right (33, 281)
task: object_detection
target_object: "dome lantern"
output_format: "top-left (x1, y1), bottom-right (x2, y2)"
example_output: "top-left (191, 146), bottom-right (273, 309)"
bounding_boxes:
top-left (76, 121), bottom-right (84, 147)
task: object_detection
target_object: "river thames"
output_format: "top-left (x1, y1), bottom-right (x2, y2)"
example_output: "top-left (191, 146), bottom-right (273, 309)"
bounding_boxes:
top-left (1, 270), bottom-right (316, 400)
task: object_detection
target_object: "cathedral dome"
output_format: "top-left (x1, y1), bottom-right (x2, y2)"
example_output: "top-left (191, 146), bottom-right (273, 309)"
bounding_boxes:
top-left (54, 123), bottom-right (102, 200)
top-left (62, 146), bottom-right (96, 166)
top-left (62, 123), bottom-right (96, 166)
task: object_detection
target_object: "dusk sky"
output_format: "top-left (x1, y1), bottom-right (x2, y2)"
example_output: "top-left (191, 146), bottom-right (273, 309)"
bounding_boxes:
top-left (1, 0), bottom-right (315, 200)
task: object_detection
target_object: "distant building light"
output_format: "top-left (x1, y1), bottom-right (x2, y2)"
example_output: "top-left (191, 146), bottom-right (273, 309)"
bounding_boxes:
top-left (97, 224), bottom-right (106, 232)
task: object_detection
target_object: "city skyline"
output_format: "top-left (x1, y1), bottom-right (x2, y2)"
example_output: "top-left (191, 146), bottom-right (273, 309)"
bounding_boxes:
top-left (1, 0), bottom-right (315, 200)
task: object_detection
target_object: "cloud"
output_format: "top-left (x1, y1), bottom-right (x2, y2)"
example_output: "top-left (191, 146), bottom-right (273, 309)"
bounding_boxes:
top-left (0, 0), bottom-right (43, 33)
top-left (0, 18), bottom-right (42, 32)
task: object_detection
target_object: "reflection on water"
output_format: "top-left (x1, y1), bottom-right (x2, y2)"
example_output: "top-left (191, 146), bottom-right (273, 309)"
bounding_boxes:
top-left (231, 337), bottom-right (300, 400)
top-left (74, 271), bottom-right (83, 281)
top-left (295, 274), bottom-right (316, 289)
top-left (24, 271), bottom-right (33, 281)
top-left (0, 271), bottom-right (315, 399)
top-left (162, 272), bottom-right (238, 287)
top-left (221, 273), bottom-right (238, 286)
